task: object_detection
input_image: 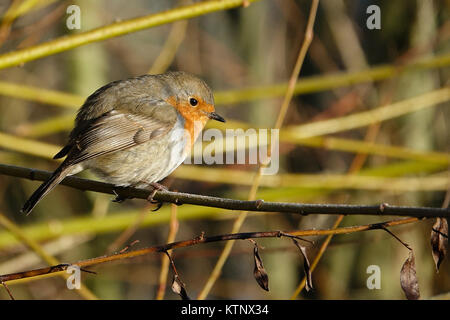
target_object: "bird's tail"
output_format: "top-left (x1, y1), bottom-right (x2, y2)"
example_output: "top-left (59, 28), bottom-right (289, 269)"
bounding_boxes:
top-left (21, 164), bottom-right (73, 215)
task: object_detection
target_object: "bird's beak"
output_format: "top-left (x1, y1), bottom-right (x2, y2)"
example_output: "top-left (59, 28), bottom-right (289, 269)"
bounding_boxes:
top-left (207, 112), bottom-right (226, 123)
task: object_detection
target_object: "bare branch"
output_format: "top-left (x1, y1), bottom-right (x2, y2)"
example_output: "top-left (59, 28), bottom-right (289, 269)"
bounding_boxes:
top-left (1, 163), bottom-right (448, 218)
top-left (0, 217), bottom-right (422, 284)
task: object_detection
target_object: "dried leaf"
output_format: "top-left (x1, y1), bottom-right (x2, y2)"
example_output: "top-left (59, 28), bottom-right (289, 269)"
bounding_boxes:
top-left (293, 239), bottom-right (313, 292)
top-left (171, 275), bottom-right (190, 300)
top-left (253, 244), bottom-right (269, 291)
top-left (400, 250), bottom-right (420, 300)
top-left (430, 218), bottom-right (448, 272)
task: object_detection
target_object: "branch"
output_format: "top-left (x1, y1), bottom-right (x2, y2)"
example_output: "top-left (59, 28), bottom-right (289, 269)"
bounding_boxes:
top-left (2, 163), bottom-right (449, 217)
top-left (1, 166), bottom-right (449, 219)
top-left (0, 217), bottom-right (421, 284)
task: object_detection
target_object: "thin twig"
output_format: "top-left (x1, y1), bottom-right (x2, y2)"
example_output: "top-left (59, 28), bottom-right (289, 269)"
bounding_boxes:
top-left (380, 226), bottom-right (412, 250)
top-left (0, 217), bottom-right (421, 285)
top-left (1, 281), bottom-right (15, 300)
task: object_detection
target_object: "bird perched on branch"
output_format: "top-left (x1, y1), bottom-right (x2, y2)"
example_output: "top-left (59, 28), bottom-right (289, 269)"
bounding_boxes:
top-left (21, 71), bottom-right (225, 214)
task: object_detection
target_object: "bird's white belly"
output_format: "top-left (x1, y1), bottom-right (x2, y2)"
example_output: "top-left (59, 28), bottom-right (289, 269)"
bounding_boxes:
top-left (153, 118), bottom-right (189, 181)
top-left (87, 116), bottom-right (190, 187)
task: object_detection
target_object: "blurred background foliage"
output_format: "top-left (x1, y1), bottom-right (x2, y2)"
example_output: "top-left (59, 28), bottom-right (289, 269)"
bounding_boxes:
top-left (0, 0), bottom-right (449, 299)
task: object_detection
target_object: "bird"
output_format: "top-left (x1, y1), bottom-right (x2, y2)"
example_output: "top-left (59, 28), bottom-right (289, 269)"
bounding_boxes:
top-left (21, 71), bottom-right (225, 214)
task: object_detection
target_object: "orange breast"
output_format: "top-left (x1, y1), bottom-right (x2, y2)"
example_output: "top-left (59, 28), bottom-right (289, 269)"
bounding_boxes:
top-left (166, 96), bottom-right (211, 147)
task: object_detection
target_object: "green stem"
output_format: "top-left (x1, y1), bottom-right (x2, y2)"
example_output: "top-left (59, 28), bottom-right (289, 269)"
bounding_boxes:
top-left (0, 0), bottom-right (260, 70)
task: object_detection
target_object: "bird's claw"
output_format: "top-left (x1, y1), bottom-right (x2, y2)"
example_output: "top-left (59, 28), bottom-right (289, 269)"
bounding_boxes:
top-left (151, 200), bottom-right (164, 212)
top-left (146, 182), bottom-right (167, 211)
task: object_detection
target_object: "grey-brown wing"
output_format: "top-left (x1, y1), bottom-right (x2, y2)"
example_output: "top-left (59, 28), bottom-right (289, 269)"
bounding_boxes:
top-left (62, 108), bottom-right (178, 165)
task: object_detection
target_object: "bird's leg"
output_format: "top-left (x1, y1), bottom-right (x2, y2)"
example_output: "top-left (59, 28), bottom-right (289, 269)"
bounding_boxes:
top-left (146, 182), bottom-right (168, 211)
top-left (147, 182), bottom-right (168, 200)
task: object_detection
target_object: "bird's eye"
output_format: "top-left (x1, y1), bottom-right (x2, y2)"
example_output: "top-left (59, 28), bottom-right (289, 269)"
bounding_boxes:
top-left (189, 97), bottom-right (198, 107)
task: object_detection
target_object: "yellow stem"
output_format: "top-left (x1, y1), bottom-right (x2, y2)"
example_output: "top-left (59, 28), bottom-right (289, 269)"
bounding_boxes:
top-left (0, 212), bottom-right (98, 300)
top-left (0, 0), bottom-right (260, 69)
top-left (156, 204), bottom-right (179, 300)
top-left (196, 0), bottom-right (320, 300)
top-left (1, 54), bottom-right (449, 109)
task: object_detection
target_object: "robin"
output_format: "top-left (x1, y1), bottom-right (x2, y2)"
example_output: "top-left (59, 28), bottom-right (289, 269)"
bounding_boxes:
top-left (21, 71), bottom-right (225, 214)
